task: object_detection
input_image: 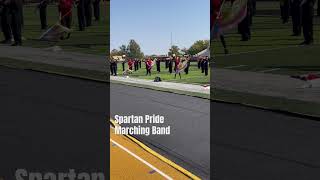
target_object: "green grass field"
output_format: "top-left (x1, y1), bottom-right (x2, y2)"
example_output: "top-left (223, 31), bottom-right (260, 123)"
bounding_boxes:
top-left (212, 7), bottom-right (320, 75)
top-left (0, 2), bottom-right (109, 55)
top-left (116, 62), bottom-right (210, 85)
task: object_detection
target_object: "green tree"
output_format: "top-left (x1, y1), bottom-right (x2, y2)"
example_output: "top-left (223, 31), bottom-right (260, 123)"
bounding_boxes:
top-left (188, 40), bottom-right (209, 55)
top-left (168, 45), bottom-right (180, 57)
top-left (110, 49), bottom-right (120, 56)
top-left (119, 45), bottom-right (128, 56)
top-left (127, 39), bottom-right (144, 59)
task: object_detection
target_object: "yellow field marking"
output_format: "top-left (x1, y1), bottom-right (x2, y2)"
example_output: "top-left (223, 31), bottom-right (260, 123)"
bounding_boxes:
top-left (110, 119), bottom-right (201, 180)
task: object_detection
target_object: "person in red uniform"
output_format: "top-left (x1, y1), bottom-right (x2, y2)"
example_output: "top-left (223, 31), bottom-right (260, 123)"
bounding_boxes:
top-left (174, 57), bottom-right (182, 79)
top-left (59, 0), bottom-right (73, 39)
top-left (211, 0), bottom-right (228, 54)
top-left (146, 58), bottom-right (152, 76)
top-left (128, 59), bottom-right (133, 70)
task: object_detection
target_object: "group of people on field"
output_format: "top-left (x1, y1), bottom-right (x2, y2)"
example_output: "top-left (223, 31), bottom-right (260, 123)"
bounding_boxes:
top-left (211, 0), bottom-right (318, 54)
top-left (280, 0), bottom-right (318, 45)
top-left (0, 0), bottom-right (102, 46)
top-left (110, 55), bottom-right (210, 79)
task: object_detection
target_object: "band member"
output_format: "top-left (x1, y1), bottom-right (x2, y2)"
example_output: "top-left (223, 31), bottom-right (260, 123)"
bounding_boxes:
top-left (139, 60), bottom-right (142, 68)
top-left (59, 0), bottom-right (73, 39)
top-left (38, 0), bottom-right (48, 29)
top-left (280, 0), bottom-right (290, 24)
top-left (290, 0), bottom-right (301, 36)
top-left (156, 58), bottom-right (161, 72)
top-left (211, 0), bottom-right (229, 54)
top-left (198, 58), bottom-right (201, 69)
top-left (301, 0), bottom-right (315, 45)
top-left (201, 58), bottom-right (205, 73)
top-left (93, 0), bottom-right (100, 21)
top-left (1, 0), bottom-right (12, 44)
top-left (184, 57), bottom-right (190, 75)
top-left (168, 58), bottom-right (173, 73)
top-left (203, 56), bottom-right (209, 76)
top-left (146, 58), bottom-right (152, 76)
top-left (174, 57), bottom-right (181, 79)
top-left (128, 59), bottom-right (133, 70)
top-left (238, 0), bottom-right (253, 41)
top-left (84, 0), bottom-right (92, 26)
top-left (110, 59), bottom-right (117, 76)
top-left (76, 0), bottom-right (85, 31)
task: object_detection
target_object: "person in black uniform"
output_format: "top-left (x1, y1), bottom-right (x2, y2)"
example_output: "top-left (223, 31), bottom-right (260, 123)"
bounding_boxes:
top-left (110, 59), bottom-right (114, 75)
top-left (9, 0), bottom-right (23, 46)
top-left (0, 0), bottom-right (12, 44)
top-left (290, 0), bottom-right (301, 36)
top-left (112, 60), bottom-right (117, 76)
top-left (156, 59), bottom-right (161, 72)
top-left (201, 58), bottom-right (205, 73)
top-left (184, 58), bottom-right (190, 75)
top-left (301, 0), bottom-right (315, 45)
top-left (139, 60), bottom-right (142, 68)
top-left (134, 59), bottom-right (138, 71)
top-left (38, 0), bottom-right (48, 29)
top-left (317, 0), bottom-right (320, 16)
top-left (76, 0), bottom-right (85, 31)
top-left (121, 61), bottom-right (125, 71)
top-left (238, 0), bottom-right (252, 41)
top-left (280, 0), bottom-right (290, 24)
top-left (168, 58), bottom-right (173, 73)
top-left (203, 56), bottom-right (209, 76)
top-left (93, 0), bottom-right (100, 21)
top-left (84, 0), bottom-right (92, 27)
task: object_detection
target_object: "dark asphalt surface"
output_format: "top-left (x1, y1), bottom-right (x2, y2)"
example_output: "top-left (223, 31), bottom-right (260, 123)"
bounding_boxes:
top-left (0, 66), bottom-right (108, 178)
top-left (110, 83), bottom-right (210, 179)
top-left (212, 102), bottom-right (320, 180)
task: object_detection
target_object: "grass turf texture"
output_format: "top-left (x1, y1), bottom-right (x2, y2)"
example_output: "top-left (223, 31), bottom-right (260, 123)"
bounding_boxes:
top-left (212, 4), bottom-right (320, 75)
top-left (0, 2), bottom-right (109, 55)
top-left (116, 62), bottom-right (210, 85)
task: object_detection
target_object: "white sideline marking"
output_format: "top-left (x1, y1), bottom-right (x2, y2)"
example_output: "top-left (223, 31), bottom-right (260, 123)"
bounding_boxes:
top-left (224, 65), bottom-right (248, 69)
top-left (110, 138), bottom-right (173, 180)
top-left (259, 68), bottom-right (281, 73)
top-left (215, 45), bottom-right (300, 57)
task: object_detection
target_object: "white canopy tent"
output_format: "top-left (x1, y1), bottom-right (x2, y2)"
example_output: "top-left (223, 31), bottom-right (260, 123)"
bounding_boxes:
top-left (194, 47), bottom-right (210, 58)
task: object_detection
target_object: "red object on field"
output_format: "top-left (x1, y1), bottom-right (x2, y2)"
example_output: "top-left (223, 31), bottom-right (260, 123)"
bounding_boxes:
top-left (291, 74), bottom-right (320, 81)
